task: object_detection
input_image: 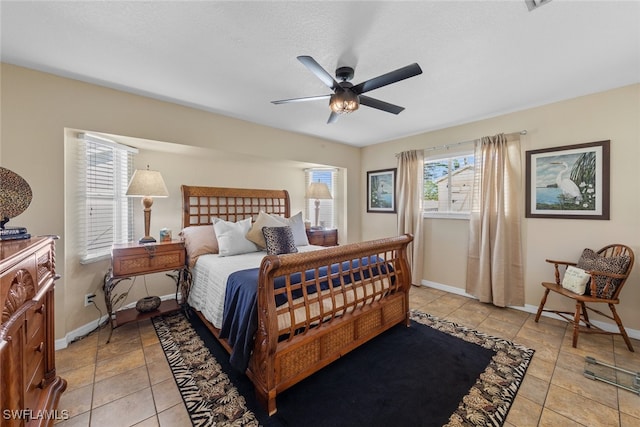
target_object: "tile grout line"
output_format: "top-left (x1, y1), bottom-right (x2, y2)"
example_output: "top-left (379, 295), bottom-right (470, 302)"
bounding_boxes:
top-left (141, 322), bottom-right (161, 426)
top-left (55, 286), bottom-right (639, 426)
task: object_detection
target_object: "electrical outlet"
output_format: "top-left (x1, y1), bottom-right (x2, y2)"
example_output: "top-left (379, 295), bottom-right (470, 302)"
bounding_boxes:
top-left (84, 293), bottom-right (96, 307)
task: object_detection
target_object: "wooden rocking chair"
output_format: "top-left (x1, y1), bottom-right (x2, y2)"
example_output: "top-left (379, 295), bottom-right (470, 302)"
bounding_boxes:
top-left (534, 244), bottom-right (635, 352)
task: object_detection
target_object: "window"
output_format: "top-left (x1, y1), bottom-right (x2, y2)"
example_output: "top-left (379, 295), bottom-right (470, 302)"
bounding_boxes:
top-left (423, 152), bottom-right (474, 218)
top-left (305, 168), bottom-right (337, 229)
top-left (78, 133), bottom-right (137, 263)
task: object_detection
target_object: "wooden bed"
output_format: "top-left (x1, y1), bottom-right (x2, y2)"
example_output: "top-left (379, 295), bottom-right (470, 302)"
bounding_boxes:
top-left (181, 185), bottom-right (413, 415)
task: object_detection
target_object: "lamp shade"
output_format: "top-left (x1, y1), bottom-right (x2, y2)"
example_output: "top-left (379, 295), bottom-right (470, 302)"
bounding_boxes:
top-left (126, 166), bottom-right (168, 244)
top-left (126, 169), bottom-right (169, 197)
top-left (306, 182), bottom-right (332, 200)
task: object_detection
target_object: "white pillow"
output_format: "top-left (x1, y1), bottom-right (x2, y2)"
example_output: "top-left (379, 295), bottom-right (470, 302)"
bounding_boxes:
top-left (561, 266), bottom-right (590, 295)
top-left (271, 211), bottom-right (309, 246)
top-left (246, 211), bottom-right (287, 249)
top-left (213, 217), bottom-right (259, 257)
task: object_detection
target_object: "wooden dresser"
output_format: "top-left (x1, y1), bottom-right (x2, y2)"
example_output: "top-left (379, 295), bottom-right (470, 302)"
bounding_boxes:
top-left (0, 236), bottom-right (66, 426)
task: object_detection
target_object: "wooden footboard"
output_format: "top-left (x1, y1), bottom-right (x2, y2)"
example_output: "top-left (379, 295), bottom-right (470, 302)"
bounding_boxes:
top-left (248, 234), bottom-right (413, 415)
top-left (180, 185), bottom-right (413, 415)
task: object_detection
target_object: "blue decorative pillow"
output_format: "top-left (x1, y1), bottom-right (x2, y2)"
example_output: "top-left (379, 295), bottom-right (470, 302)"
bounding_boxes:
top-left (262, 226), bottom-right (298, 256)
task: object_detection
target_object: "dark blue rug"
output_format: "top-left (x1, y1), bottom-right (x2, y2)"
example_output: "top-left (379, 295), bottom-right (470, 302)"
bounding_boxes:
top-left (153, 310), bottom-right (534, 427)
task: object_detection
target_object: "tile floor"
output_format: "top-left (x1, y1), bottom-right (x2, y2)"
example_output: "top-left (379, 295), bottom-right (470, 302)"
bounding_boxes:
top-left (54, 285), bottom-right (640, 426)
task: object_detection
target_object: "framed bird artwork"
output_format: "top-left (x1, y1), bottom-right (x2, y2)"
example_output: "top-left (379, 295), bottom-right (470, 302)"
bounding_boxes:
top-left (525, 140), bottom-right (610, 219)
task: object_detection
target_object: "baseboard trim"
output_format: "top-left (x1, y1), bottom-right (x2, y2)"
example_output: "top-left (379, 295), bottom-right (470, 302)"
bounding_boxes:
top-left (59, 284), bottom-right (638, 350)
top-left (55, 292), bottom-right (180, 350)
top-left (420, 280), bottom-right (640, 341)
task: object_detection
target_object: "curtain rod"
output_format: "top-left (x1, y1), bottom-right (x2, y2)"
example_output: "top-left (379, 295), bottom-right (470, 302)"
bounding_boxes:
top-left (396, 130), bottom-right (527, 156)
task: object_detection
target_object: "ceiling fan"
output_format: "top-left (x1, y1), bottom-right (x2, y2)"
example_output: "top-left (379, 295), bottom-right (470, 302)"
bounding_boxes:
top-left (271, 56), bottom-right (423, 124)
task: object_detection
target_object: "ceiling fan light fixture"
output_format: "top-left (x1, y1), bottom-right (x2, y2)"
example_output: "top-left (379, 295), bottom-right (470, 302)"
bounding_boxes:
top-left (272, 56), bottom-right (422, 122)
top-left (329, 91), bottom-right (359, 114)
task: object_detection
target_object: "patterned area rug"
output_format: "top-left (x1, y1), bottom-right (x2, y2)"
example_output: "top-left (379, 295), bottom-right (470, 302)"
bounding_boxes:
top-left (411, 310), bottom-right (535, 426)
top-left (152, 309), bottom-right (534, 427)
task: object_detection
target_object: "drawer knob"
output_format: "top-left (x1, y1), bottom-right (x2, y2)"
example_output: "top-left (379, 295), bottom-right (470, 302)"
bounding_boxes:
top-left (36, 304), bottom-right (46, 314)
top-left (35, 342), bottom-right (44, 352)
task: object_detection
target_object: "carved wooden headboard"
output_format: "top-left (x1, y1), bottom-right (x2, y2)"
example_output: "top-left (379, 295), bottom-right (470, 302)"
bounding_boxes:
top-left (181, 185), bottom-right (290, 228)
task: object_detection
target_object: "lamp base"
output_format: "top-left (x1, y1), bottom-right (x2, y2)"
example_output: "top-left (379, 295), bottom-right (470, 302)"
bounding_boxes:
top-left (139, 236), bottom-right (156, 244)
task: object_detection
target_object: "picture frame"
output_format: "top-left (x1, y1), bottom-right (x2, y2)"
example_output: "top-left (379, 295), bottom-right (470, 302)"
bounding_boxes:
top-left (367, 168), bottom-right (397, 213)
top-left (525, 140), bottom-right (610, 219)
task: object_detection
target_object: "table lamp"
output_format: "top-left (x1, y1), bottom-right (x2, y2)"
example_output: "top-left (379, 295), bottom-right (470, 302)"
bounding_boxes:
top-left (126, 165), bottom-right (169, 243)
top-left (305, 182), bottom-right (332, 229)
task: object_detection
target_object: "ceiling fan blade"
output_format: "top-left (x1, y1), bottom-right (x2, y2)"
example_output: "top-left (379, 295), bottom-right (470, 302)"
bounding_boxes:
top-left (327, 111), bottom-right (340, 124)
top-left (271, 94), bottom-right (331, 104)
top-left (359, 96), bottom-right (405, 115)
top-left (352, 63), bottom-right (422, 94)
top-left (298, 55), bottom-right (342, 91)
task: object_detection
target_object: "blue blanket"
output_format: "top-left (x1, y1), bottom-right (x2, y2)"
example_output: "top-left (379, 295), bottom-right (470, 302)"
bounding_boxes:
top-left (220, 256), bottom-right (389, 372)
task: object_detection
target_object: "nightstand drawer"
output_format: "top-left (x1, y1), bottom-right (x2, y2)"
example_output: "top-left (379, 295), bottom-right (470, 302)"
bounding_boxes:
top-left (306, 229), bottom-right (338, 247)
top-left (111, 241), bottom-right (185, 278)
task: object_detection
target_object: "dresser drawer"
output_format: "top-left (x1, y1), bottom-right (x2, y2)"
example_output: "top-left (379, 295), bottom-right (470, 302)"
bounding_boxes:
top-left (26, 299), bottom-right (45, 342)
top-left (111, 241), bottom-right (185, 278)
top-left (35, 244), bottom-right (55, 288)
top-left (25, 320), bottom-right (45, 381)
top-left (1, 255), bottom-right (37, 313)
top-left (0, 316), bottom-right (25, 413)
top-left (24, 355), bottom-right (45, 411)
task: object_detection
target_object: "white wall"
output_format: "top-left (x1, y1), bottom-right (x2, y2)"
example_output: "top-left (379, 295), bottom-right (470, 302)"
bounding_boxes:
top-left (361, 84), bottom-right (640, 333)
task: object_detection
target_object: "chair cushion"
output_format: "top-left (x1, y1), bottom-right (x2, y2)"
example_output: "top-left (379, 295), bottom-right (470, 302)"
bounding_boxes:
top-left (576, 248), bottom-right (631, 299)
top-left (561, 266), bottom-right (590, 295)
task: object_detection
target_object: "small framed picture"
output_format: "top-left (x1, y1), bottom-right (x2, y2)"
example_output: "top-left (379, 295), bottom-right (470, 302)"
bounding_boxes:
top-left (525, 140), bottom-right (610, 219)
top-left (159, 228), bottom-right (172, 242)
top-left (367, 168), bottom-right (397, 213)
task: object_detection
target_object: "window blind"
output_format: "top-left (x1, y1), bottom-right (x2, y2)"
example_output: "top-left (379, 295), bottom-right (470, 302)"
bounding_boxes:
top-left (78, 133), bottom-right (137, 263)
top-left (305, 168), bottom-right (338, 229)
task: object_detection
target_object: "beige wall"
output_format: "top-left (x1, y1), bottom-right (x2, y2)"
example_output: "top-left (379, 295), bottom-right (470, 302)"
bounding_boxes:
top-left (63, 132), bottom-right (336, 335)
top-left (1, 64), bottom-right (361, 341)
top-left (362, 83), bottom-right (640, 334)
top-left (2, 62), bottom-right (638, 342)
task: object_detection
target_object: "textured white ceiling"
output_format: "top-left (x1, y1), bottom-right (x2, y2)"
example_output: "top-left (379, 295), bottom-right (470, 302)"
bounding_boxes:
top-left (1, 1), bottom-right (639, 147)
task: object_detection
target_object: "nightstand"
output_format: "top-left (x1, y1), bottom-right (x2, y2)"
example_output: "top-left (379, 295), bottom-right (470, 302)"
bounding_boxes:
top-left (306, 228), bottom-right (338, 247)
top-left (103, 239), bottom-right (186, 343)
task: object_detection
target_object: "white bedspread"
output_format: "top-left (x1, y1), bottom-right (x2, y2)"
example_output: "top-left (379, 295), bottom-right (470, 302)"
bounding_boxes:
top-left (187, 245), bottom-right (323, 328)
